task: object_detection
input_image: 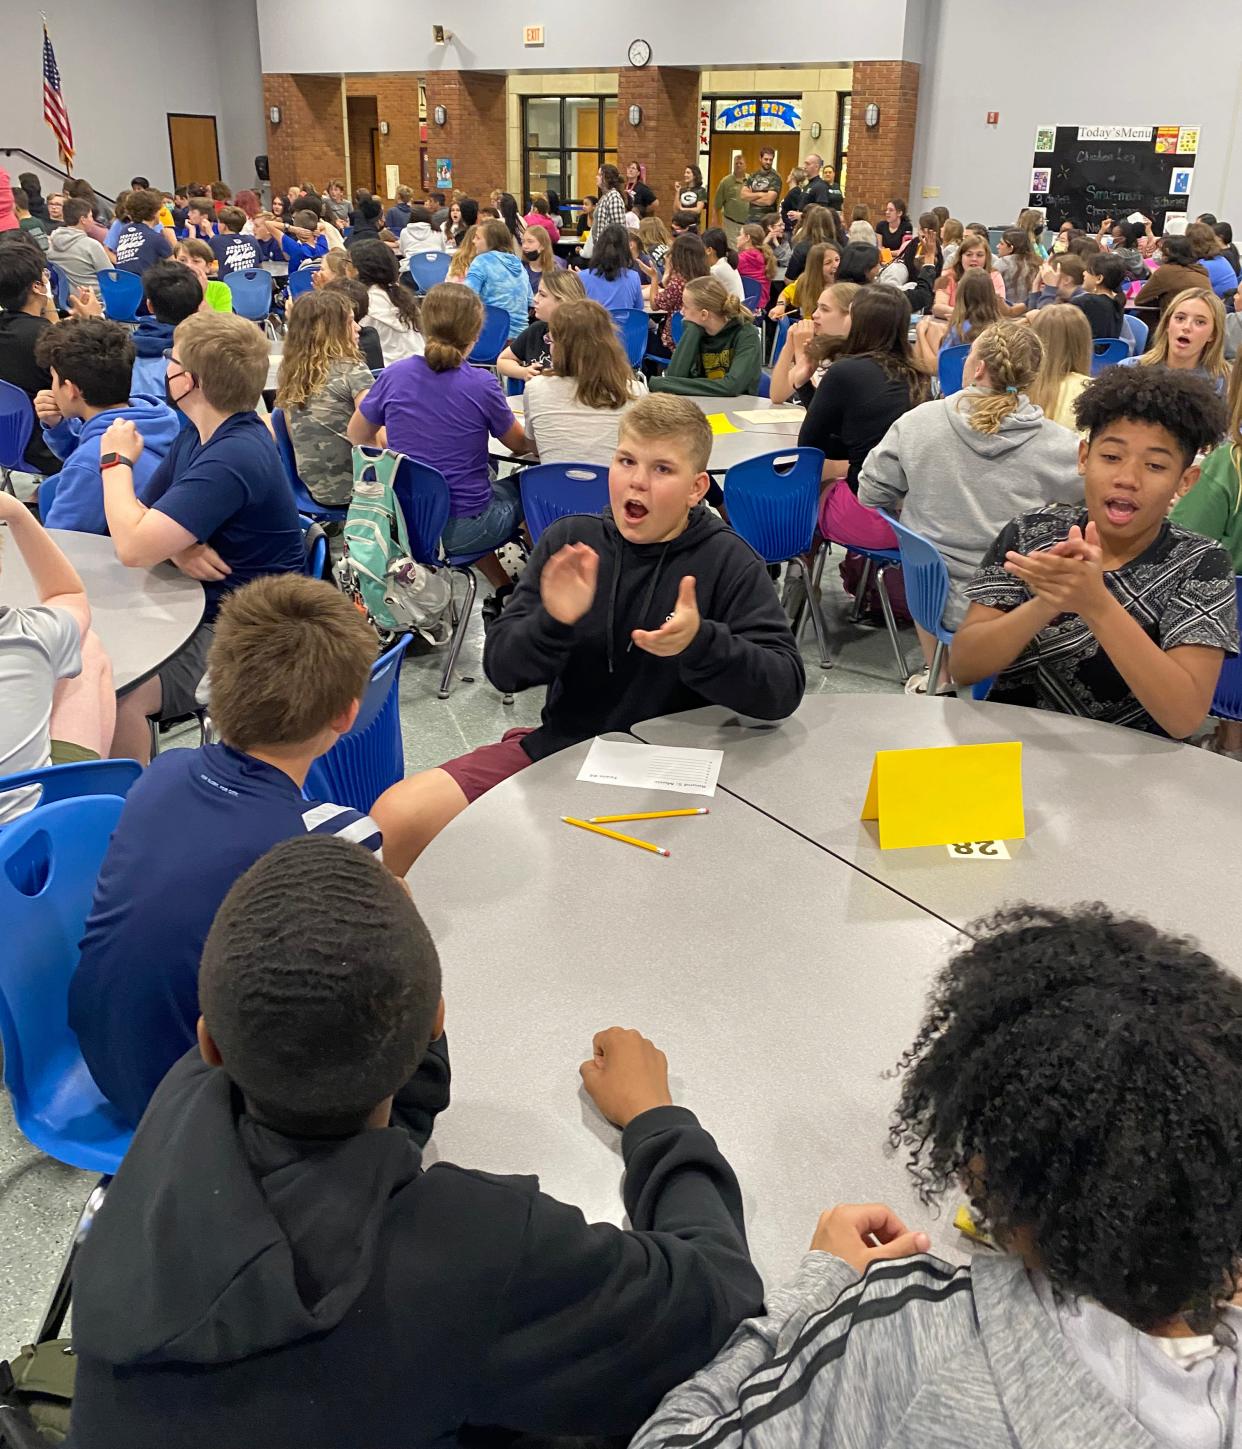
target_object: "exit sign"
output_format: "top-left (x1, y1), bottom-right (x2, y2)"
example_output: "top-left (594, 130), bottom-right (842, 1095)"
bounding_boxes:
top-left (523, 25), bottom-right (545, 45)
top-left (986, 111), bottom-right (999, 126)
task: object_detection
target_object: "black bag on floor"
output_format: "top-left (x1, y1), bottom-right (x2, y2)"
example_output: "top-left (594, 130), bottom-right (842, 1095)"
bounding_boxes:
top-left (0, 1341), bottom-right (75, 1445)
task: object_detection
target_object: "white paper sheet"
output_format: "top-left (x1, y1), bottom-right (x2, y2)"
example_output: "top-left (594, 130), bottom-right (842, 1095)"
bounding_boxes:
top-left (733, 406), bottom-right (804, 423)
top-left (576, 737), bottom-right (723, 797)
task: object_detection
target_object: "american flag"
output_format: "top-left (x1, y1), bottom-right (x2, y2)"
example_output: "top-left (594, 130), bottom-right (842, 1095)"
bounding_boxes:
top-left (42, 23), bottom-right (74, 171)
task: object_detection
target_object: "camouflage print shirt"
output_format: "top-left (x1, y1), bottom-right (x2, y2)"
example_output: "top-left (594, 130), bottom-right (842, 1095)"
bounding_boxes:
top-left (287, 358), bottom-right (376, 506)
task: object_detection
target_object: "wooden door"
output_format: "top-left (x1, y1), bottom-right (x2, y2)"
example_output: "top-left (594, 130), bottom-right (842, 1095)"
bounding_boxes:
top-left (167, 113), bottom-right (221, 187)
top-left (707, 133), bottom-right (794, 216)
top-left (371, 131), bottom-right (383, 197)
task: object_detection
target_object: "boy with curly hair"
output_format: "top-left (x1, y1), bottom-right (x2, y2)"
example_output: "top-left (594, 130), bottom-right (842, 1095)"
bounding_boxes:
top-left (951, 364), bottom-right (1237, 736)
top-left (634, 903), bottom-right (1242, 1449)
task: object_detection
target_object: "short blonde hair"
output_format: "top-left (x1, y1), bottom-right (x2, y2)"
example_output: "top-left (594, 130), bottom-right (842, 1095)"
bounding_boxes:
top-left (209, 575), bottom-right (377, 750)
top-left (174, 311), bottom-right (269, 413)
top-left (617, 395), bottom-right (712, 474)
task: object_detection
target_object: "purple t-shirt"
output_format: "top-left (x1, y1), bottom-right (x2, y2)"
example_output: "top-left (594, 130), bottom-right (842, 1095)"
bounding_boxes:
top-left (359, 357), bottom-right (514, 516)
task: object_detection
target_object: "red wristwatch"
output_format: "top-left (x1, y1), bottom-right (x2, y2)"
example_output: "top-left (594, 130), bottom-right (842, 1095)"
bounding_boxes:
top-left (99, 453), bottom-right (135, 471)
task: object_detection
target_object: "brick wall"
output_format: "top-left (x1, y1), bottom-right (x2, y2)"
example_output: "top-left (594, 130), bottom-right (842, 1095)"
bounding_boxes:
top-left (843, 60), bottom-right (920, 222)
top-left (617, 66), bottom-right (701, 211)
top-left (346, 74), bottom-right (424, 201)
top-left (423, 71), bottom-right (507, 202)
top-left (262, 75), bottom-right (344, 197)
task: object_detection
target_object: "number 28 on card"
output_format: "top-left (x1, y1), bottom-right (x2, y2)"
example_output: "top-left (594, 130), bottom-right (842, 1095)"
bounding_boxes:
top-left (946, 840), bottom-right (1011, 860)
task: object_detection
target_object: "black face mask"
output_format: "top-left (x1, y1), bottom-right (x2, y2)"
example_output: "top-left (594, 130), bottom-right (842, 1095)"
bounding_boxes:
top-left (164, 377), bottom-right (179, 411)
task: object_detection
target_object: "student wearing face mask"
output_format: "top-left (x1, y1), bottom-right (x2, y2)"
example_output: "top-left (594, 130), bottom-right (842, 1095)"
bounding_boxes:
top-left (519, 223), bottom-right (564, 294)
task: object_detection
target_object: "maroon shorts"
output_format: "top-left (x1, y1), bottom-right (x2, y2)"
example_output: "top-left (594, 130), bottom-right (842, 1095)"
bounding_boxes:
top-left (440, 727), bottom-right (535, 804)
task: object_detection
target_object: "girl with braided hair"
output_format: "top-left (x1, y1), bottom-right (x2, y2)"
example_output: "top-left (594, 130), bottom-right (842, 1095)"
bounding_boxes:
top-left (858, 319), bottom-right (1082, 691)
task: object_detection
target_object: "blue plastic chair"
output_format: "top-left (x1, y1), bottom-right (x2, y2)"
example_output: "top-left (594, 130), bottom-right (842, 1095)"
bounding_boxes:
top-left (96, 268), bottom-right (144, 323)
top-left (876, 510), bottom-right (955, 692)
top-left (740, 274), bottom-right (763, 313)
top-left (0, 760), bottom-right (141, 826)
top-left (468, 304), bottom-right (511, 367)
top-left (285, 265), bottom-right (318, 299)
top-left (408, 251), bottom-right (452, 292)
top-left (611, 309), bottom-right (651, 370)
top-left (505, 375), bottom-right (526, 396)
top-left (1092, 337), bottom-right (1131, 374)
top-left (1122, 313), bottom-right (1149, 355)
top-left (304, 637), bottom-right (411, 811)
top-left (770, 315), bottom-right (792, 368)
top-left (272, 408), bottom-right (349, 524)
top-left (0, 378), bottom-right (36, 491)
top-left (816, 534), bottom-right (907, 683)
top-left (520, 463), bottom-right (611, 544)
top-left (757, 372), bottom-right (772, 398)
top-left (669, 311), bottom-right (684, 347)
top-left (1210, 579), bottom-right (1242, 720)
top-left (937, 343), bottom-right (971, 397)
top-left (224, 268), bottom-right (274, 322)
top-left (45, 260), bottom-right (71, 313)
top-left (723, 447), bottom-right (831, 668)
top-left (299, 519), bottom-right (329, 580)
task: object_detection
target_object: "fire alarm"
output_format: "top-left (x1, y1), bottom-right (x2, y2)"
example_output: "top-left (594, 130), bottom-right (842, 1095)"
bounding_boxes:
top-left (986, 111), bottom-right (999, 126)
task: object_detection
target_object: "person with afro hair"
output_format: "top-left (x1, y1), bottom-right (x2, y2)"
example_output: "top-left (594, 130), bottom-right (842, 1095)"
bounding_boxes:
top-left (634, 902), bottom-right (1242, 1449)
top-left (951, 363), bottom-right (1237, 736)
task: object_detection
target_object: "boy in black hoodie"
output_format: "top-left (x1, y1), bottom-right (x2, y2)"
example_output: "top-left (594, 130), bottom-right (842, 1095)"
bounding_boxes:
top-left (66, 835), bottom-right (763, 1448)
top-left (372, 395), bottom-right (806, 870)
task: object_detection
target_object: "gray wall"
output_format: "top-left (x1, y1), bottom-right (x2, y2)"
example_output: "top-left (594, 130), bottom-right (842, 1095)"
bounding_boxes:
top-left (0, 0), bottom-right (265, 198)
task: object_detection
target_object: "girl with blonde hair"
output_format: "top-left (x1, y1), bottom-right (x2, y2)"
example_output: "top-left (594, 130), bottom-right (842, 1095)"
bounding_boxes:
top-left (932, 232), bottom-right (1008, 319)
top-left (1016, 206), bottom-right (1049, 259)
top-left (1123, 287), bottom-right (1230, 393)
top-left (940, 217), bottom-right (965, 270)
top-left (995, 228), bottom-right (1042, 305)
top-left (518, 221), bottom-right (560, 292)
top-left (650, 276), bottom-right (762, 396)
top-left (859, 319), bottom-right (1083, 690)
top-left (770, 243), bottom-right (841, 321)
top-left (637, 214), bottom-right (673, 272)
top-left (522, 299), bottom-right (645, 465)
top-left (310, 249), bottom-right (357, 289)
top-left (1026, 303), bottom-right (1093, 430)
top-left (447, 224), bottom-right (478, 281)
top-left (915, 269), bottom-right (1006, 372)
top-left (498, 267), bottom-right (586, 381)
top-left (770, 280), bottom-right (859, 404)
top-left (275, 289), bottom-right (373, 506)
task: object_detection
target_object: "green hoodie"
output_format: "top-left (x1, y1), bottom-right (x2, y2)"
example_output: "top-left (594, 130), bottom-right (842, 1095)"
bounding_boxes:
top-left (651, 317), bottom-right (762, 397)
top-left (1171, 442), bottom-right (1242, 572)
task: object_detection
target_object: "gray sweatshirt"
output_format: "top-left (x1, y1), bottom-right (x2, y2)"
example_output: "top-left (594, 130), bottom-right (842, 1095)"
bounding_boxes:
top-left (857, 391), bottom-right (1083, 627)
top-left (47, 225), bottom-right (112, 297)
top-left (632, 1251), bottom-right (1242, 1449)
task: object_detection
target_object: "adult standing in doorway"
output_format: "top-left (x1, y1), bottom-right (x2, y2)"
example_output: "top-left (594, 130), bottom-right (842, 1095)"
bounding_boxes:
top-left (587, 164), bottom-right (627, 258)
top-left (713, 154), bottom-right (749, 247)
top-left (803, 154), bottom-right (844, 212)
top-left (742, 147), bottom-right (782, 224)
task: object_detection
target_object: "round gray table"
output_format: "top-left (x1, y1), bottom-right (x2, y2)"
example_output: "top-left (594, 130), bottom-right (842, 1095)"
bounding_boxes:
top-left (408, 735), bottom-right (961, 1286)
top-left (1, 528), bottom-right (205, 695)
top-left (632, 694), bottom-right (1242, 965)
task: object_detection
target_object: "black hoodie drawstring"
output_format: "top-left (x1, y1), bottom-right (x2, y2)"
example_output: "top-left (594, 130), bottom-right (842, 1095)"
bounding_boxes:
top-left (604, 531), bottom-right (674, 672)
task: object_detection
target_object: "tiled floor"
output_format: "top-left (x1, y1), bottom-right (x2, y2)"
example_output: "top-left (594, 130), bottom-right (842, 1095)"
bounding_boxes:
top-left (0, 556), bottom-right (914, 1344)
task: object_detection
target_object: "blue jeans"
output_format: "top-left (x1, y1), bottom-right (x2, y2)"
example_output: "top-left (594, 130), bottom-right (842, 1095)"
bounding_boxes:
top-left (441, 477), bottom-right (522, 558)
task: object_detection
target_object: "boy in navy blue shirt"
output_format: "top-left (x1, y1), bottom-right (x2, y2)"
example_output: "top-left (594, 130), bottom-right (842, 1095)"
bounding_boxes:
top-left (257, 208), bottom-right (330, 270)
top-left (99, 310), bottom-right (305, 760)
top-left (209, 205), bottom-right (262, 276)
top-left (70, 573), bottom-right (385, 1127)
top-left (110, 188), bottom-right (173, 275)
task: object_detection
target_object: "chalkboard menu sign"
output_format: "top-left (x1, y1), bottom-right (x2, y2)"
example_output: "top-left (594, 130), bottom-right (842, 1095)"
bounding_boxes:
top-left (1028, 124), bottom-right (1199, 232)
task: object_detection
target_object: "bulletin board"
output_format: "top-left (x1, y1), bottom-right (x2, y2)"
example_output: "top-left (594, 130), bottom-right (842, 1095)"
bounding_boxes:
top-left (1028, 124), bottom-right (1199, 231)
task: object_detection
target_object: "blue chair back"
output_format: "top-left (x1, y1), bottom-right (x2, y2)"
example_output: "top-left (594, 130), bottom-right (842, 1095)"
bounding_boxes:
top-left (0, 379), bottom-right (35, 471)
top-left (757, 371), bottom-right (771, 398)
top-left (1122, 313), bottom-right (1149, 354)
top-left (36, 473), bottom-right (59, 521)
top-left (520, 463), bottom-right (611, 543)
top-left (408, 251), bottom-right (452, 292)
top-left (303, 637), bottom-right (411, 811)
top-left (285, 265), bottom-right (318, 299)
top-left (1210, 578), bottom-right (1242, 721)
top-left (468, 304), bottom-right (511, 366)
top-left (722, 448), bottom-right (825, 564)
top-left (386, 451), bottom-right (453, 566)
top-left (740, 274), bottom-right (763, 312)
top-left (611, 309), bottom-right (650, 369)
top-left (938, 344), bottom-right (971, 397)
top-left (670, 311), bottom-right (685, 347)
top-left (0, 760), bottom-right (141, 823)
top-left (96, 269), bottom-right (144, 323)
top-left (272, 408), bottom-right (349, 523)
top-left (1091, 337), bottom-right (1131, 374)
top-left (877, 510), bottom-right (954, 645)
top-left (0, 798), bottom-right (134, 1172)
top-left (504, 375), bottom-right (525, 396)
top-left (970, 676), bottom-right (996, 700)
top-left (224, 268), bottom-right (273, 322)
top-left (45, 261), bottom-right (71, 312)
top-left (299, 519), bottom-right (329, 579)
top-left (771, 315), bottom-right (792, 368)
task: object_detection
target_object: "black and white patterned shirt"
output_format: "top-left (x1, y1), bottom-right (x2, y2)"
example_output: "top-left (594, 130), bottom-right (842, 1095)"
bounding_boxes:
top-left (590, 187), bottom-right (628, 247)
top-left (965, 504), bottom-right (1238, 734)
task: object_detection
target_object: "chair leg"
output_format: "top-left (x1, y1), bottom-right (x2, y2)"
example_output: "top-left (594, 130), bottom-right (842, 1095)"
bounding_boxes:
top-left (796, 555), bottom-right (833, 670)
top-left (874, 570), bottom-right (910, 684)
top-left (849, 555), bottom-right (874, 623)
top-left (36, 1178), bottom-right (109, 1344)
top-left (438, 567), bottom-right (477, 700)
top-left (811, 539), bottom-right (829, 592)
top-left (928, 639), bottom-right (947, 696)
top-left (0, 465), bottom-right (14, 497)
top-left (147, 715), bottom-right (160, 760)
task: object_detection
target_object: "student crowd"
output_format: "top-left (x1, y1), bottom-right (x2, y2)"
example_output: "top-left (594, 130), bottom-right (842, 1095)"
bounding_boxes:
top-left (2, 149), bottom-right (1242, 1448)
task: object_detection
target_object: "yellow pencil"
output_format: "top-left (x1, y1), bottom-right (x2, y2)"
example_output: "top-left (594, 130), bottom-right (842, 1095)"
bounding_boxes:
top-left (586, 809), bottom-right (710, 824)
top-left (562, 816), bottom-right (670, 857)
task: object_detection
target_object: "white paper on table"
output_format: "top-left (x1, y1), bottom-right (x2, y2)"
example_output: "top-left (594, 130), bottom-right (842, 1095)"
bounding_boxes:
top-left (733, 406), bottom-right (803, 423)
top-left (576, 737), bottom-right (723, 797)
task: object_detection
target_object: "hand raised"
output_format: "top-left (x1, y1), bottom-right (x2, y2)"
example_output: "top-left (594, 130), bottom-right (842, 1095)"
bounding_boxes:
top-left (631, 575), bottom-right (701, 657)
top-left (809, 1203), bottom-right (931, 1274)
top-left (579, 1027), bottom-right (673, 1129)
top-left (540, 543), bottom-right (599, 626)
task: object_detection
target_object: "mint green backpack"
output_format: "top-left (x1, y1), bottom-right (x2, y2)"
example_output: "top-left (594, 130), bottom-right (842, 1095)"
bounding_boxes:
top-left (335, 447), bottom-right (452, 643)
